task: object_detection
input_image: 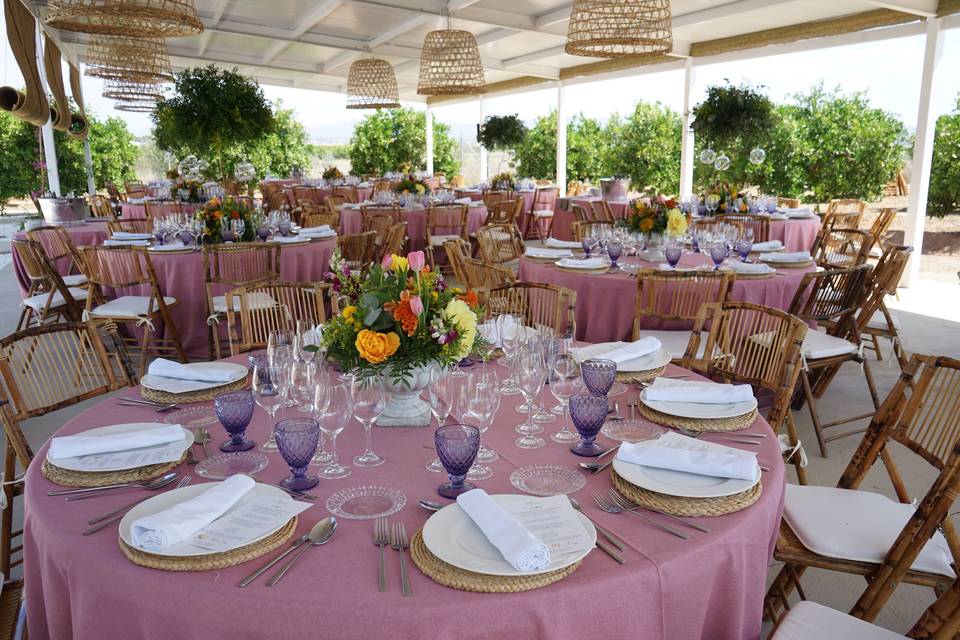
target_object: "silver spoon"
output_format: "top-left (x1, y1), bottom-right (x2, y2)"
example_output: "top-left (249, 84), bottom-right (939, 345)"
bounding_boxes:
top-left (49, 471), bottom-right (179, 497)
top-left (239, 520), bottom-right (322, 587)
top-left (267, 517), bottom-right (338, 586)
top-left (418, 499), bottom-right (445, 512)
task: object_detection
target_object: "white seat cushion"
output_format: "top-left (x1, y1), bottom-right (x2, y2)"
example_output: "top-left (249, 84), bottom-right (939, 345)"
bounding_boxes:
top-left (90, 296), bottom-right (177, 319)
top-left (212, 292), bottom-right (277, 314)
top-left (802, 330), bottom-right (858, 360)
top-left (771, 601), bottom-right (904, 640)
top-left (62, 274), bottom-right (87, 287)
top-left (533, 210), bottom-right (554, 218)
top-left (637, 329), bottom-right (705, 360)
top-left (22, 287), bottom-right (88, 312)
top-left (784, 484), bottom-right (955, 577)
top-left (430, 234), bottom-right (462, 246)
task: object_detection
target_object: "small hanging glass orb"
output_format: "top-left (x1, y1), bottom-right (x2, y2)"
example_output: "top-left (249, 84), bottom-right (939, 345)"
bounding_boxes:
top-left (699, 148), bottom-right (717, 165)
top-left (714, 155), bottom-right (731, 171)
top-left (749, 147), bottom-right (767, 165)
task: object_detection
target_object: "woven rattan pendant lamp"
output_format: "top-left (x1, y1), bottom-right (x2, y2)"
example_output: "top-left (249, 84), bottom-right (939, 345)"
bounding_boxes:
top-left (564, 0), bottom-right (672, 58)
top-left (85, 36), bottom-right (173, 83)
top-left (347, 59), bottom-right (400, 109)
top-left (102, 78), bottom-right (164, 104)
top-left (417, 15), bottom-right (484, 96)
top-left (45, 0), bottom-right (203, 37)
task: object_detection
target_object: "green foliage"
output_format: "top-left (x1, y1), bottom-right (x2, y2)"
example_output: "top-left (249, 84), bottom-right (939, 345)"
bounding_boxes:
top-left (0, 111), bottom-right (42, 211)
top-left (243, 102), bottom-right (313, 179)
top-left (348, 108), bottom-right (459, 176)
top-left (928, 95), bottom-right (960, 217)
top-left (315, 143), bottom-right (350, 161)
top-left (692, 82), bottom-right (775, 148)
top-left (152, 65), bottom-right (274, 179)
top-left (513, 111), bottom-right (556, 179)
top-left (476, 114), bottom-right (527, 151)
top-left (567, 114), bottom-right (610, 182)
top-left (605, 102), bottom-right (681, 193)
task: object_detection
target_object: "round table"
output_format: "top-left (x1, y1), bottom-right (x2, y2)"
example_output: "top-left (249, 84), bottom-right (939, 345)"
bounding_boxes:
top-left (338, 205), bottom-right (489, 251)
top-left (121, 202), bottom-right (202, 219)
top-left (24, 358), bottom-right (784, 640)
top-left (519, 254), bottom-right (816, 343)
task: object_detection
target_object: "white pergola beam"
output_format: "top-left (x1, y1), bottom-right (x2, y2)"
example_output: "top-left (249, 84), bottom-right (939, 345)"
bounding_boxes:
top-left (198, 31), bottom-right (213, 56)
top-left (262, 0), bottom-right (343, 64)
top-left (673, 0), bottom-right (783, 28)
top-left (502, 45), bottom-right (565, 67)
top-left (368, 15), bottom-right (433, 48)
top-left (859, 0), bottom-right (937, 17)
top-left (322, 50), bottom-right (360, 72)
top-left (475, 28), bottom-right (518, 46)
top-left (556, 81), bottom-right (566, 196)
top-left (426, 106), bottom-right (434, 174)
top-left (679, 58), bottom-right (695, 200)
top-left (534, 5), bottom-right (570, 29)
top-left (209, 0), bottom-right (232, 25)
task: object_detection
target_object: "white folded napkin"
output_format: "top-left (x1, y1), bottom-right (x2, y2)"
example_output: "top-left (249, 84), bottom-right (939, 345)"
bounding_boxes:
top-left (557, 257), bottom-right (606, 269)
top-left (782, 207), bottom-right (814, 218)
top-left (49, 424), bottom-right (185, 459)
top-left (725, 261), bottom-right (774, 274)
top-left (572, 338), bottom-right (661, 364)
top-left (149, 242), bottom-right (186, 252)
top-left (617, 432), bottom-right (758, 481)
top-left (131, 474), bottom-right (256, 550)
top-left (148, 358), bottom-right (240, 383)
top-left (299, 224), bottom-right (331, 234)
top-left (112, 232), bottom-right (153, 240)
top-left (453, 197), bottom-right (472, 205)
top-left (544, 238), bottom-right (582, 249)
top-left (103, 239), bottom-right (150, 247)
top-left (525, 247), bottom-right (573, 259)
top-left (456, 489), bottom-right (550, 572)
top-left (270, 236), bottom-right (310, 244)
top-left (759, 251), bottom-right (811, 263)
top-left (749, 240), bottom-right (783, 252)
top-left (644, 377), bottom-right (754, 404)
top-left (767, 213), bottom-right (788, 220)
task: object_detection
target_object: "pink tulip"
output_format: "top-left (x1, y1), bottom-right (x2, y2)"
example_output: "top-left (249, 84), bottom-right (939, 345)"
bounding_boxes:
top-left (407, 250), bottom-right (425, 272)
top-left (381, 254), bottom-right (393, 269)
top-left (409, 295), bottom-right (424, 316)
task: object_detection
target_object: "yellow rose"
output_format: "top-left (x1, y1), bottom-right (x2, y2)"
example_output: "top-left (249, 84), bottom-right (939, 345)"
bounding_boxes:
top-left (444, 299), bottom-right (478, 360)
top-left (415, 184), bottom-right (425, 195)
top-left (391, 255), bottom-right (409, 272)
top-left (666, 208), bottom-right (688, 236)
top-left (355, 330), bottom-right (400, 364)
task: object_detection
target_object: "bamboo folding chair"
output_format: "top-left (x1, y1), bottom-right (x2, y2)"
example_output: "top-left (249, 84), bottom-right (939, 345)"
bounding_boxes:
top-left (631, 269), bottom-right (733, 362)
top-left (337, 231), bottom-right (377, 268)
top-left (225, 282), bottom-right (337, 355)
top-left (482, 190), bottom-right (510, 208)
top-left (682, 302), bottom-right (809, 483)
top-left (292, 186), bottom-right (316, 204)
top-left (0, 320), bottom-right (131, 574)
top-left (301, 209), bottom-right (340, 232)
top-left (717, 214), bottom-right (770, 242)
top-left (777, 197), bottom-right (801, 209)
top-left (481, 199), bottom-right (520, 228)
top-left (571, 220), bottom-right (614, 241)
top-left (484, 283), bottom-right (576, 337)
top-left (78, 245), bottom-right (187, 376)
top-left (380, 222), bottom-right (407, 260)
top-left (465, 258), bottom-right (516, 290)
top-left (765, 355), bottom-right (960, 625)
top-left (267, 192), bottom-right (289, 213)
top-left (325, 195), bottom-right (348, 212)
top-left (124, 181), bottom-right (147, 199)
top-left (823, 199), bottom-right (866, 229)
top-left (108, 219), bottom-right (152, 235)
top-left (475, 223), bottom-right (524, 267)
top-left (443, 239), bottom-right (472, 286)
top-left (812, 228), bottom-right (874, 269)
top-left (570, 203), bottom-right (591, 222)
top-left (856, 244), bottom-right (913, 369)
top-left (590, 200), bottom-right (616, 223)
top-left (865, 208), bottom-right (897, 258)
top-left (27, 225), bottom-right (88, 288)
top-left (332, 185), bottom-right (359, 203)
top-left (526, 187), bottom-right (559, 241)
top-left (105, 182), bottom-right (125, 202)
top-left (425, 204), bottom-right (469, 272)
top-left (86, 194), bottom-right (116, 219)
top-left (786, 265), bottom-right (879, 456)
top-left (11, 239), bottom-right (87, 331)
top-left (203, 244), bottom-right (281, 359)
top-left (0, 577), bottom-right (24, 640)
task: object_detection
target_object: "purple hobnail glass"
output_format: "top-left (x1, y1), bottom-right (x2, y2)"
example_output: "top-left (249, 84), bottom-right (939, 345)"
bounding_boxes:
top-left (435, 424), bottom-right (480, 498)
top-left (767, 201), bottom-right (778, 214)
top-left (606, 241), bottom-right (622, 270)
top-left (569, 394), bottom-right (608, 456)
top-left (275, 418), bottom-right (320, 491)
top-left (154, 230), bottom-right (165, 245)
top-left (178, 230), bottom-right (193, 246)
top-left (221, 228), bottom-right (236, 242)
top-left (278, 220), bottom-right (292, 237)
top-left (257, 225), bottom-right (271, 241)
top-left (709, 243), bottom-right (728, 269)
top-left (580, 238), bottom-right (592, 258)
top-left (736, 238), bottom-right (753, 261)
top-left (581, 358), bottom-right (616, 396)
top-left (665, 244), bottom-right (682, 268)
top-left (215, 390), bottom-right (256, 452)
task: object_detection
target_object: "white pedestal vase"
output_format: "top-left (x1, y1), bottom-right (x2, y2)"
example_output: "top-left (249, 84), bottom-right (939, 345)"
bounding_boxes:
top-left (376, 364), bottom-right (436, 427)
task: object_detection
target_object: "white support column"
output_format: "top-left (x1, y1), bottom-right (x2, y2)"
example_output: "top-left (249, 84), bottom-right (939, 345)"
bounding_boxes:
top-left (84, 140), bottom-right (95, 194)
top-left (478, 95), bottom-right (488, 182)
top-left (556, 81), bottom-right (567, 196)
top-left (36, 26), bottom-right (60, 196)
top-left (679, 58), bottom-right (696, 200)
top-left (903, 18), bottom-right (943, 287)
top-left (425, 106), bottom-right (435, 175)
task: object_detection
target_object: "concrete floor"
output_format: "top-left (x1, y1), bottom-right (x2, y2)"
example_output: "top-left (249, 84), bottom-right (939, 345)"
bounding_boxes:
top-left (1, 257), bottom-right (958, 636)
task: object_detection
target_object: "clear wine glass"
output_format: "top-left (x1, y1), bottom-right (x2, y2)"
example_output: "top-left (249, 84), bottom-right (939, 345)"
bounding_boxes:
top-left (515, 348), bottom-right (546, 449)
top-left (425, 367), bottom-right (456, 473)
top-left (497, 314), bottom-right (526, 396)
top-left (550, 353), bottom-right (582, 443)
top-left (252, 363), bottom-right (288, 453)
top-left (351, 376), bottom-right (386, 467)
top-left (294, 319), bottom-right (320, 364)
top-left (466, 368), bottom-right (500, 463)
top-left (314, 382), bottom-right (352, 477)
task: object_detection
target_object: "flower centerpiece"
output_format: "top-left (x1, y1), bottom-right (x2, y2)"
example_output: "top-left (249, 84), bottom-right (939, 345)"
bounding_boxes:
top-left (322, 250), bottom-right (484, 426)
top-left (195, 196), bottom-right (256, 243)
top-left (173, 178), bottom-right (205, 203)
top-left (393, 173), bottom-right (432, 196)
top-left (618, 194), bottom-right (688, 236)
top-left (322, 166), bottom-right (343, 182)
top-left (703, 182), bottom-right (749, 213)
top-left (490, 171), bottom-right (516, 191)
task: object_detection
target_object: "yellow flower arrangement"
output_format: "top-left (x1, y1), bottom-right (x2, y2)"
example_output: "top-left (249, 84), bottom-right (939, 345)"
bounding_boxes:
top-left (666, 209), bottom-right (688, 236)
top-left (444, 299), bottom-right (478, 360)
top-left (355, 329), bottom-right (400, 364)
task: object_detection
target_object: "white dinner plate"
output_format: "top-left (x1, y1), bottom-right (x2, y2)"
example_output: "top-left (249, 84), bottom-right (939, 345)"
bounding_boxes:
top-left (119, 482), bottom-right (292, 557)
top-left (612, 457), bottom-right (760, 498)
top-left (140, 362), bottom-right (248, 394)
top-left (616, 348), bottom-right (672, 373)
top-left (46, 423), bottom-right (193, 472)
top-left (421, 494), bottom-right (596, 577)
top-left (640, 389), bottom-right (758, 420)
top-left (111, 233), bottom-right (152, 240)
top-left (148, 243), bottom-right (188, 252)
top-left (553, 259), bottom-right (608, 270)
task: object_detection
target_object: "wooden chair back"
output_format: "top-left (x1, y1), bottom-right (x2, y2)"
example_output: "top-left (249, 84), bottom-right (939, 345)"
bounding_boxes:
top-left (777, 196), bottom-right (800, 208)
top-left (0, 577), bottom-right (24, 638)
top-left (108, 219), bottom-right (152, 235)
top-left (86, 194), bottom-right (116, 219)
top-left (812, 228), bottom-right (874, 269)
top-left (632, 269), bottom-right (733, 339)
top-left (124, 181), bottom-right (146, 199)
top-left (27, 225), bottom-right (84, 269)
top-left (590, 200), bottom-right (615, 223)
top-left (443, 239), bottom-right (472, 285)
top-left (475, 223), bottom-right (523, 265)
top-left (332, 185), bottom-right (358, 203)
top-left (203, 243), bottom-right (280, 296)
top-left (426, 204), bottom-right (469, 244)
top-left (482, 190), bottom-right (510, 208)
top-left (325, 195), bottom-right (348, 212)
top-left (533, 187), bottom-right (559, 212)
top-left (78, 245), bottom-right (163, 300)
top-left (485, 199), bottom-right (519, 226)
top-left (105, 181), bottom-right (124, 201)
top-left (716, 214), bottom-right (770, 242)
top-left (225, 282), bottom-right (336, 355)
top-left (267, 192), bottom-right (288, 212)
top-left (292, 186), bottom-right (316, 203)
top-left (485, 282), bottom-right (576, 337)
top-left (854, 244), bottom-right (912, 335)
top-left (787, 265), bottom-right (871, 331)
top-left (380, 222), bottom-right (407, 259)
top-left (11, 238), bottom-right (55, 292)
top-left (570, 203), bottom-right (591, 222)
top-left (301, 210), bottom-right (340, 231)
top-left (449, 175), bottom-right (465, 188)
top-left (865, 208), bottom-right (896, 250)
top-left (567, 180), bottom-right (583, 196)
top-left (571, 220), bottom-right (614, 241)
top-left (824, 199), bottom-right (866, 229)
top-left (361, 205), bottom-right (401, 224)
top-left (465, 258), bottom-right (516, 289)
top-left (337, 231), bottom-right (377, 266)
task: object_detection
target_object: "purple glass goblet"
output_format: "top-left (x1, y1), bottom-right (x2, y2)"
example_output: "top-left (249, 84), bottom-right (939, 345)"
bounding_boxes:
top-left (257, 225), bottom-right (271, 241)
top-left (736, 238), bottom-right (753, 261)
top-left (214, 390), bottom-right (256, 452)
top-left (709, 243), bottom-right (728, 269)
top-left (606, 241), bottom-right (622, 271)
top-left (435, 423), bottom-right (480, 499)
top-left (221, 228), bottom-right (236, 242)
top-left (275, 418), bottom-right (320, 491)
top-left (178, 230), bottom-right (193, 246)
top-left (278, 220), bottom-right (292, 237)
top-left (665, 244), bottom-right (682, 268)
top-left (569, 394), bottom-right (609, 456)
top-left (581, 358), bottom-right (616, 396)
top-left (580, 238), bottom-right (592, 258)
top-left (767, 201), bottom-right (778, 214)
top-left (154, 230), bottom-right (165, 245)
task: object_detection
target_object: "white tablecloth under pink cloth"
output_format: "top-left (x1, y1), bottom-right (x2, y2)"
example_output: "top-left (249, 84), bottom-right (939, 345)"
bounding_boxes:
top-left (339, 205), bottom-right (489, 251)
top-left (121, 202), bottom-right (202, 219)
top-left (520, 253), bottom-right (816, 343)
top-left (24, 358), bottom-right (784, 640)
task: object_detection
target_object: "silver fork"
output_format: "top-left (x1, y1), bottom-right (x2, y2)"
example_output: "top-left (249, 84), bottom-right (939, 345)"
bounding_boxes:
top-left (391, 522), bottom-right (412, 597)
top-left (592, 493), bottom-right (688, 540)
top-left (82, 475), bottom-right (192, 535)
top-left (674, 426), bottom-right (762, 446)
top-left (607, 490), bottom-right (711, 533)
top-left (374, 517), bottom-right (389, 592)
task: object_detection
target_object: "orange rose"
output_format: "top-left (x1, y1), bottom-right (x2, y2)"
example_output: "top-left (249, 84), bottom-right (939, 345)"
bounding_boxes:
top-left (355, 329), bottom-right (400, 364)
top-left (457, 291), bottom-right (479, 309)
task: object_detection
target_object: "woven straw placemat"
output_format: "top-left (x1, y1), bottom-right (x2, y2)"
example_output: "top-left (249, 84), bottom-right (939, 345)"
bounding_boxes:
top-left (636, 401), bottom-right (758, 432)
top-left (140, 376), bottom-right (248, 404)
top-left (119, 516), bottom-right (297, 571)
top-left (612, 469), bottom-right (762, 517)
top-left (41, 451), bottom-right (188, 487)
top-left (552, 265), bottom-right (610, 275)
top-left (727, 271), bottom-right (776, 279)
top-left (410, 530), bottom-right (581, 593)
top-left (759, 259), bottom-right (814, 269)
top-left (616, 365), bottom-right (666, 384)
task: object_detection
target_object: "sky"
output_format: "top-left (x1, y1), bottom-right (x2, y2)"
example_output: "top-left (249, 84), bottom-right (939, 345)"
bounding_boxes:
top-left (2, 22), bottom-right (959, 144)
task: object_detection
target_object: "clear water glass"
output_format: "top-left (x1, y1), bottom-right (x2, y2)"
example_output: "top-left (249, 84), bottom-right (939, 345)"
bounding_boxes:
top-left (550, 354), bottom-right (582, 443)
top-left (351, 376), bottom-right (386, 467)
top-left (515, 349), bottom-right (546, 449)
top-left (424, 367), bottom-right (456, 473)
top-left (497, 314), bottom-right (525, 395)
top-left (252, 364), bottom-right (287, 452)
top-left (314, 382), bottom-right (352, 478)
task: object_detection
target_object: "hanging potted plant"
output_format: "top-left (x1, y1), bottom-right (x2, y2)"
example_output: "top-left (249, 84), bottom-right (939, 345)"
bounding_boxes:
top-left (691, 82), bottom-right (774, 184)
top-left (477, 114), bottom-right (527, 175)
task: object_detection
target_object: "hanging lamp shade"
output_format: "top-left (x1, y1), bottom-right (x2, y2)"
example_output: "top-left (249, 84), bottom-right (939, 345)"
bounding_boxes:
top-left (417, 29), bottom-right (484, 96)
top-left (102, 78), bottom-right (164, 103)
top-left (564, 0), bottom-right (672, 58)
top-left (44, 0), bottom-right (203, 37)
top-left (85, 36), bottom-right (173, 83)
top-left (114, 102), bottom-right (156, 112)
top-left (346, 59), bottom-right (400, 109)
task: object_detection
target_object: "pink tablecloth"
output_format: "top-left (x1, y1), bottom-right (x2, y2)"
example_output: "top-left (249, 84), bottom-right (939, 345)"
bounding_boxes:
top-left (520, 254), bottom-right (815, 343)
top-left (121, 202), bottom-right (201, 219)
top-left (339, 206), bottom-right (489, 251)
top-left (24, 359), bottom-right (784, 640)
